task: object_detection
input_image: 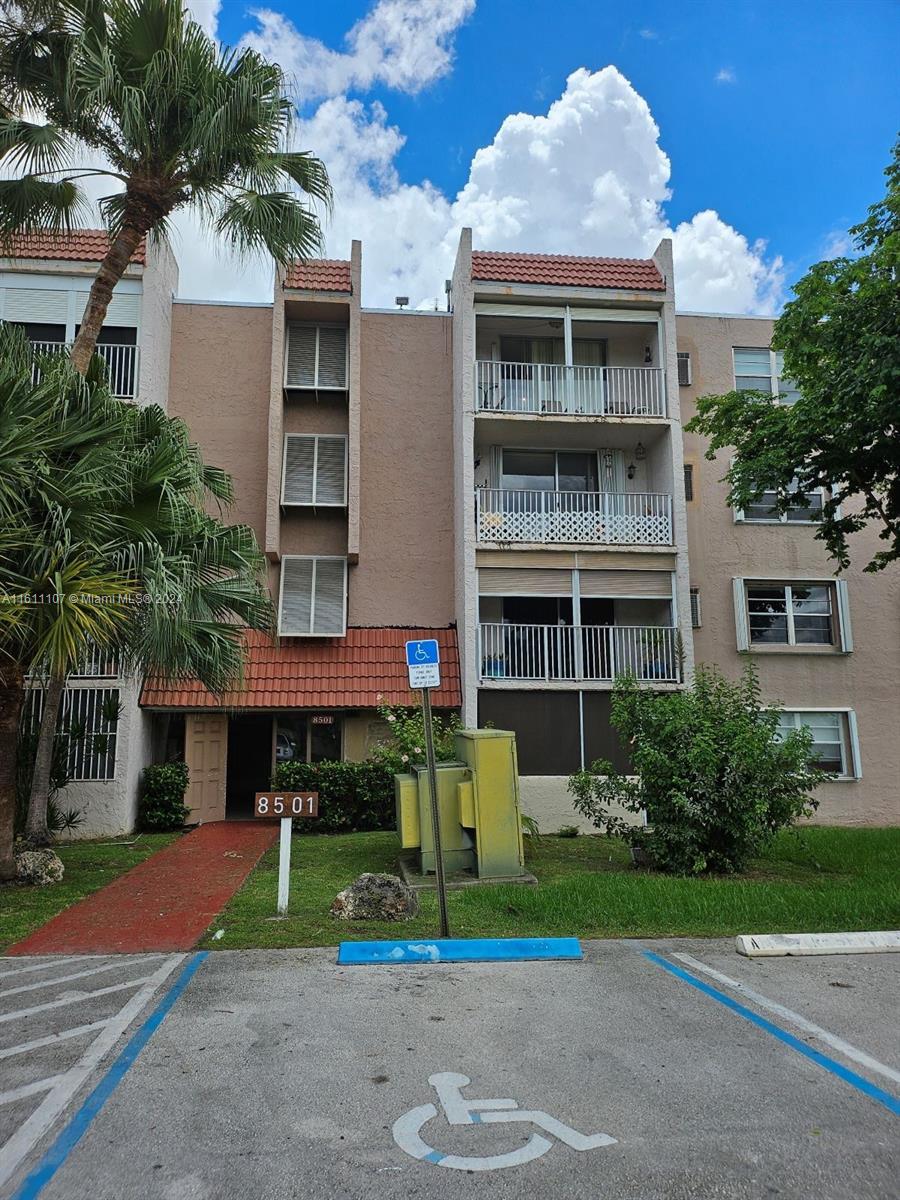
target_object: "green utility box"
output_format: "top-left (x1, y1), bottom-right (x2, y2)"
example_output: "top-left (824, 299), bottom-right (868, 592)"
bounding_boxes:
top-left (394, 728), bottom-right (526, 882)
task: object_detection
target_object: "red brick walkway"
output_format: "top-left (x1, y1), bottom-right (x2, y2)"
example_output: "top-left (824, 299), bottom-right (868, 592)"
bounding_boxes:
top-left (7, 822), bottom-right (278, 956)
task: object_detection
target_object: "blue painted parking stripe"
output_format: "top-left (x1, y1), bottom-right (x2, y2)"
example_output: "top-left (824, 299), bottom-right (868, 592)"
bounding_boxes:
top-left (643, 949), bottom-right (900, 1116)
top-left (11, 952), bottom-right (208, 1200)
top-left (338, 937), bottom-right (583, 964)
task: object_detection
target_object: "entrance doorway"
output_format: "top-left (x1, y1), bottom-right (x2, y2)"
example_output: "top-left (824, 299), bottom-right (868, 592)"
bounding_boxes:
top-left (226, 715), bottom-right (273, 819)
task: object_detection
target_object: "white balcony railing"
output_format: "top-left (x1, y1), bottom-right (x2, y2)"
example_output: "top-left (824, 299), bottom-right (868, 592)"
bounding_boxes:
top-left (476, 488), bottom-right (672, 545)
top-left (30, 340), bottom-right (139, 400)
top-left (479, 623), bottom-right (680, 684)
top-left (476, 360), bottom-right (666, 418)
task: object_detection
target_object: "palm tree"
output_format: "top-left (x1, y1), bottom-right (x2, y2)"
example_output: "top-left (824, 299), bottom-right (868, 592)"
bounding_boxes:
top-left (0, 0), bottom-right (331, 368)
top-left (0, 327), bottom-right (272, 863)
top-left (0, 0), bottom-right (326, 854)
top-left (0, 332), bottom-right (134, 873)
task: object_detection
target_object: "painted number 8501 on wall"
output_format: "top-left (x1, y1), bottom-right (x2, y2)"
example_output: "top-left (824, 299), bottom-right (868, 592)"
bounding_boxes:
top-left (254, 792), bottom-right (319, 818)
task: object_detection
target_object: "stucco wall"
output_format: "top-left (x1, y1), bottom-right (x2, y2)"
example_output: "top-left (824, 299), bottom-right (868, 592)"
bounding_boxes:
top-left (138, 239), bottom-right (178, 411)
top-left (168, 302), bottom-right (274, 544)
top-left (350, 310), bottom-right (455, 626)
top-left (677, 312), bottom-right (900, 825)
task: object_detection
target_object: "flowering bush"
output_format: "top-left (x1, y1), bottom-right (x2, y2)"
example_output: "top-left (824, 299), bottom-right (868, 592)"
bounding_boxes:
top-left (369, 699), bottom-right (462, 775)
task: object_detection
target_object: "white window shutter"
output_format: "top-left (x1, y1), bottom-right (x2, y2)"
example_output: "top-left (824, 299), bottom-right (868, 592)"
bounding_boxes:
top-left (279, 558), bottom-right (314, 635)
top-left (732, 577), bottom-right (749, 651)
top-left (285, 325), bottom-right (317, 387)
top-left (314, 436), bottom-right (347, 504)
top-left (847, 710), bottom-right (862, 779)
top-left (75, 290), bottom-right (140, 327)
top-left (282, 436), bottom-right (315, 504)
top-left (835, 579), bottom-right (853, 652)
top-left (312, 559), bottom-right (347, 635)
top-left (317, 327), bottom-right (347, 388)
top-left (2, 287), bottom-right (69, 324)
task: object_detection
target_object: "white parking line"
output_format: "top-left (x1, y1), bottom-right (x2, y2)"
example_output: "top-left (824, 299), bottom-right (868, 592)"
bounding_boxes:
top-left (0, 954), bottom-right (185, 1191)
top-left (0, 958), bottom-right (85, 980)
top-left (0, 1021), bottom-right (111, 1062)
top-left (0, 975), bottom-right (161, 1026)
top-left (1, 959), bottom-right (154, 999)
top-left (0, 1077), bottom-right (65, 1107)
top-left (673, 952), bottom-right (900, 1087)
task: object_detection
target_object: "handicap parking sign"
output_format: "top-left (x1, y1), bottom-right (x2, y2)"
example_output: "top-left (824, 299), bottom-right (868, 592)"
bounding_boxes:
top-left (406, 639), bottom-right (440, 689)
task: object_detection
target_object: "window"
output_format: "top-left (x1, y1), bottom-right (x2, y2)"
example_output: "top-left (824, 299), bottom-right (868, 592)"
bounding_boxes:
top-left (776, 711), bottom-right (860, 778)
top-left (22, 687), bottom-right (120, 781)
top-left (501, 449), bottom-right (601, 493)
top-left (690, 587), bottom-right (702, 628)
top-left (285, 324), bottom-right (348, 389)
top-left (683, 463), bottom-right (694, 502)
top-left (746, 584), bottom-right (833, 645)
top-left (677, 351), bottom-right (692, 386)
top-left (733, 578), bottom-right (852, 652)
top-left (279, 556), bottom-right (347, 637)
top-left (276, 715), bottom-right (342, 764)
top-left (737, 478), bottom-right (824, 523)
top-left (733, 347), bottom-right (800, 405)
top-left (281, 435), bottom-right (347, 506)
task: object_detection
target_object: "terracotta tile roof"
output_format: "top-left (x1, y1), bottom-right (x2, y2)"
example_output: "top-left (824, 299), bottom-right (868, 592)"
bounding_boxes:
top-left (4, 229), bottom-right (146, 265)
top-left (140, 626), bottom-right (461, 710)
top-left (471, 249), bottom-right (664, 291)
top-left (283, 258), bottom-right (352, 292)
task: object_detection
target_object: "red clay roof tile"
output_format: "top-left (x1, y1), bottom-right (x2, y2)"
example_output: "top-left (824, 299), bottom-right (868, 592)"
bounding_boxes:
top-left (4, 229), bottom-right (146, 265)
top-left (471, 249), bottom-right (664, 291)
top-left (283, 258), bottom-right (352, 292)
top-left (140, 626), bottom-right (460, 710)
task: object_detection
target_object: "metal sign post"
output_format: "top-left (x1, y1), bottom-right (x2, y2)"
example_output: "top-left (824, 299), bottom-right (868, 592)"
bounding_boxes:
top-left (405, 640), bottom-right (450, 939)
top-left (254, 791), bottom-right (319, 916)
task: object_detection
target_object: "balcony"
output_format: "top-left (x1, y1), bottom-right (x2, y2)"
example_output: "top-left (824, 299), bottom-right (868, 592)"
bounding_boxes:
top-left (476, 360), bottom-right (665, 418)
top-left (476, 488), bottom-right (672, 546)
top-left (30, 341), bottom-right (139, 400)
top-left (479, 623), bottom-right (680, 684)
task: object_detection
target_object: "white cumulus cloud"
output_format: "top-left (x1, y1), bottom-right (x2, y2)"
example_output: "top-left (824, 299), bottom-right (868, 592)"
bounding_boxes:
top-left (169, 5), bottom-right (784, 315)
top-left (242, 0), bottom-right (475, 101)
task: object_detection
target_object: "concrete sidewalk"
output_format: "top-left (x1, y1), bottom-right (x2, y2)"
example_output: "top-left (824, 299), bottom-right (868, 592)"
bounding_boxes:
top-left (5, 823), bottom-right (276, 956)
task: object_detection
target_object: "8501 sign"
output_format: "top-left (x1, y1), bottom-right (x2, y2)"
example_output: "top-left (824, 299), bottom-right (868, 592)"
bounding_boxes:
top-left (254, 792), bottom-right (318, 819)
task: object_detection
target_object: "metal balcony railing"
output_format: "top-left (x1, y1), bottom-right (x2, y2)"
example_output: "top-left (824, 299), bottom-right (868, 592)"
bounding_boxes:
top-left (30, 340), bottom-right (139, 400)
top-left (475, 360), bottom-right (666, 417)
top-left (475, 488), bottom-right (673, 545)
top-left (478, 623), bottom-right (680, 683)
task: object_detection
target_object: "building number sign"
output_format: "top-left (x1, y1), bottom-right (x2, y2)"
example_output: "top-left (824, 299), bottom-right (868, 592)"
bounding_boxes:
top-left (254, 792), bottom-right (319, 819)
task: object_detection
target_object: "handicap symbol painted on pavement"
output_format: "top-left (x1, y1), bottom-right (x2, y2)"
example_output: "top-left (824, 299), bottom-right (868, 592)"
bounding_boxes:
top-left (392, 1072), bottom-right (617, 1171)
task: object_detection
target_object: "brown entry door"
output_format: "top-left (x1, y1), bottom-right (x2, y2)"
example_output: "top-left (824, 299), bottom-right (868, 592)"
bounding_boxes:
top-left (184, 714), bottom-right (227, 823)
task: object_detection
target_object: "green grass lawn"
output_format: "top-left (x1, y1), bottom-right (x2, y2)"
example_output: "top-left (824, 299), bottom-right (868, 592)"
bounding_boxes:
top-left (0, 834), bottom-right (177, 951)
top-left (200, 826), bottom-right (900, 950)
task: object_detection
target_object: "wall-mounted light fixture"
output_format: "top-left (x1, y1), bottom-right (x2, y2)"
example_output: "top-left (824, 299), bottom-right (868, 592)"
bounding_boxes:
top-left (627, 461), bottom-right (636, 481)
top-left (644, 345), bottom-right (653, 364)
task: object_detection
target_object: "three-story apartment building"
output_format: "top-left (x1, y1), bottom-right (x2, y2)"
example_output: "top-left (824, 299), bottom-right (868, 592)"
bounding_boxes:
top-left (5, 229), bottom-right (897, 833)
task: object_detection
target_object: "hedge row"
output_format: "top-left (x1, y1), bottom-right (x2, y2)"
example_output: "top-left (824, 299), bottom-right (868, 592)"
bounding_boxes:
top-left (272, 759), bottom-right (396, 834)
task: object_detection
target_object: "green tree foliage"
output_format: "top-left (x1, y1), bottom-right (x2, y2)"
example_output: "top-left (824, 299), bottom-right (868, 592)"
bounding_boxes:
top-left (0, 327), bottom-right (271, 867)
top-left (568, 666), bottom-right (823, 875)
top-left (687, 140), bottom-right (900, 572)
top-left (0, 0), bottom-right (331, 369)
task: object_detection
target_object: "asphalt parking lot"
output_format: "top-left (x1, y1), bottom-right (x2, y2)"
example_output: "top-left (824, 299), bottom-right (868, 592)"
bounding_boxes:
top-left (1, 939), bottom-right (897, 1199)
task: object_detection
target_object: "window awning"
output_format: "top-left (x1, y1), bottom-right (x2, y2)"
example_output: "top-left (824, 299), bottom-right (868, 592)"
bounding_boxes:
top-left (140, 627), bottom-right (461, 711)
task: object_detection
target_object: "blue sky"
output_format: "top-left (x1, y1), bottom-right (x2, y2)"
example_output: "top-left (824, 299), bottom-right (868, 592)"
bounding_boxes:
top-left (183, 0), bottom-right (899, 309)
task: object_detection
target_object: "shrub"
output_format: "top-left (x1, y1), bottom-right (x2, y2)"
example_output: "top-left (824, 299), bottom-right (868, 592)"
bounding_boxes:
top-left (368, 700), bottom-right (462, 775)
top-left (138, 761), bottom-right (190, 832)
top-left (568, 664), bottom-right (823, 875)
top-left (272, 759), bottom-right (396, 834)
